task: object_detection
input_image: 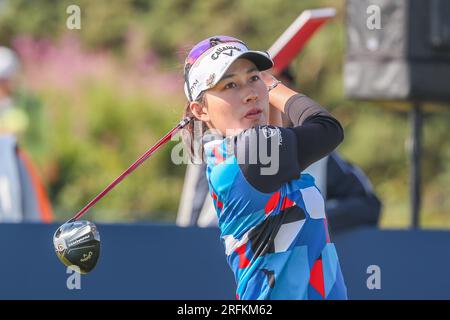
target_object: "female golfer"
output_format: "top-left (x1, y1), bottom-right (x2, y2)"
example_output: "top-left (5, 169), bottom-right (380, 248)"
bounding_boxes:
top-left (182, 36), bottom-right (347, 300)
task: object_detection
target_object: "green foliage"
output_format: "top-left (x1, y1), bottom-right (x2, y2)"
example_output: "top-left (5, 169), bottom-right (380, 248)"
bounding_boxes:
top-left (34, 82), bottom-right (184, 222)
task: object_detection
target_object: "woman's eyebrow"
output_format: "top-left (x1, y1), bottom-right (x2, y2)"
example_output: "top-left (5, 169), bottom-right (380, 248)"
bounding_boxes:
top-left (220, 67), bottom-right (259, 81)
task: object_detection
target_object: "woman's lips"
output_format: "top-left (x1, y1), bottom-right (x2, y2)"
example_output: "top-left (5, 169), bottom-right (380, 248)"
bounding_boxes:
top-left (244, 108), bottom-right (262, 119)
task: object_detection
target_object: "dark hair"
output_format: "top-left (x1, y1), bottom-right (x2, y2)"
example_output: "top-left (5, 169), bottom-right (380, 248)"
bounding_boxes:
top-left (181, 93), bottom-right (209, 163)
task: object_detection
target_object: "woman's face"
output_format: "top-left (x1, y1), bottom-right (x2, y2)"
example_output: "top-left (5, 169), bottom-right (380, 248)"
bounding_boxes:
top-left (191, 58), bottom-right (269, 136)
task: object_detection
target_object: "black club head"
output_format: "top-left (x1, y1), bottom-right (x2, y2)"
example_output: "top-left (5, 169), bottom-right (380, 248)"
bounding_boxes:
top-left (53, 220), bottom-right (100, 274)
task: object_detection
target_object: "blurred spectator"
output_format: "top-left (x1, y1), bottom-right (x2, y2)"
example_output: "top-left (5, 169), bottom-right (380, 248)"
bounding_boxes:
top-left (0, 46), bottom-right (28, 135)
top-left (0, 135), bottom-right (53, 222)
top-left (177, 67), bottom-right (381, 234)
top-left (0, 46), bottom-right (53, 223)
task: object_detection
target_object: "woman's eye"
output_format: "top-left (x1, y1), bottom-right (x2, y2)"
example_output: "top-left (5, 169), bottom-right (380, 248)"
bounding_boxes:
top-left (224, 82), bottom-right (237, 89)
top-left (250, 75), bottom-right (260, 82)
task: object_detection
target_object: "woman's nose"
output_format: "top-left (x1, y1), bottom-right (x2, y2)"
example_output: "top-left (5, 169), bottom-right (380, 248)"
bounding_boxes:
top-left (242, 88), bottom-right (258, 104)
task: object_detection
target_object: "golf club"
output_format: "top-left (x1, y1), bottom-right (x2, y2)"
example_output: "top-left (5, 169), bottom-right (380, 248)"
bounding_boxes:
top-left (53, 117), bottom-right (192, 273)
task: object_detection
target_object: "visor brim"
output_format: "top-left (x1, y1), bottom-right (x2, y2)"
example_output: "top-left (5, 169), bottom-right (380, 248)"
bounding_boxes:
top-left (211, 50), bottom-right (273, 88)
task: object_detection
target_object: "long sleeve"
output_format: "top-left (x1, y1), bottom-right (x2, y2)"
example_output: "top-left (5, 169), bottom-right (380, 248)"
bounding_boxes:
top-left (234, 94), bottom-right (344, 193)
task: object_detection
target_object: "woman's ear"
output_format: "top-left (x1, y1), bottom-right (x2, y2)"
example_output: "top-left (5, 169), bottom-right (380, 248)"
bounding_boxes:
top-left (190, 101), bottom-right (210, 122)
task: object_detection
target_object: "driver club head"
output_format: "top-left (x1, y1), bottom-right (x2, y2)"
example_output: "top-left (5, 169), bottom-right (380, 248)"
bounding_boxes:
top-left (53, 220), bottom-right (100, 274)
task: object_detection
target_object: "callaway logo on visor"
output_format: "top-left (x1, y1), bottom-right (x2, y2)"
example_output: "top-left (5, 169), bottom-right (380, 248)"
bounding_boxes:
top-left (184, 39), bottom-right (273, 102)
top-left (210, 45), bottom-right (243, 60)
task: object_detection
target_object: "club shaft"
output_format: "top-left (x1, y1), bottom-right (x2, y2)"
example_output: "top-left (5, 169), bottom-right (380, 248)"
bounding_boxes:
top-left (69, 117), bottom-right (191, 222)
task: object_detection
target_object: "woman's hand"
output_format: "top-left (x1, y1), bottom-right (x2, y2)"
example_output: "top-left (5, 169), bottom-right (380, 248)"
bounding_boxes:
top-left (260, 71), bottom-right (279, 89)
top-left (260, 72), bottom-right (284, 126)
top-left (260, 71), bottom-right (298, 113)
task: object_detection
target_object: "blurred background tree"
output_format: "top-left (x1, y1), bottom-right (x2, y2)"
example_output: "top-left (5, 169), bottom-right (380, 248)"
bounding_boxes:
top-left (0, 0), bottom-right (449, 227)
